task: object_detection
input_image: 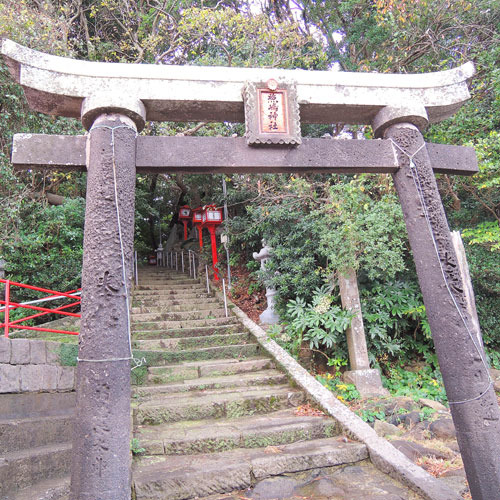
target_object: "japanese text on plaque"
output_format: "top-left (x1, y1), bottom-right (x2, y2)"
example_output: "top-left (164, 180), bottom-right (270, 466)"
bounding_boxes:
top-left (259, 90), bottom-right (288, 134)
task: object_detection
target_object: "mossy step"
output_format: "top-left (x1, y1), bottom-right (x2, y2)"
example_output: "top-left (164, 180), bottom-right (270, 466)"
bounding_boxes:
top-left (135, 283), bottom-right (207, 291)
top-left (5, 476), bottom-right (70, 500)
top-left (0, 443), bottom-right (72, 498)
top-left (132, 316), bottom-right (239, 332)
top-left (132, 385), bottom-right (305, 425)
top-left (137, 278), bottom-right (199, 285)
top-left (132, 437), bottom-right (368, 500)
top-left (131, 308), bottom-right (228, 323)
top-left (147, 357), bottom-right (275, 384)
top-left (133, 324), bottom-right (241, 339)
top-left (133, 289), bottom-right (211, 297)
top-left (131, 300), bottom-right (220, 314)
top-left (0, 413), bottom-right (73, 453)
top-left (133, 343), bottom-right (260, 365)
top-left (133, 332), bottom-right (252, 351)
top-left (136, 369), bottom-right (287, 395)
top-left (134, 408), bottom-right (338, 455)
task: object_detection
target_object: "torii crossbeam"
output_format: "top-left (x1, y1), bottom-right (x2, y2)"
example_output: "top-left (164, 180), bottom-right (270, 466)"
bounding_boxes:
top-left (2, 39), bottom-right (498, 500)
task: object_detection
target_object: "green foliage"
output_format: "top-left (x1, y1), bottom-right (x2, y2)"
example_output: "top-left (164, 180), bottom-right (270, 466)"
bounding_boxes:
top-left (361, 280), bottom-right (430, 359)
top-left (2, 198), bottom-right (84, 301)
top-left (382, 363), bottom-right (448, 404)
top-left (130, 438), bottom-right (146, 456)
top-left (316, 179), bottom-right (407, 280)
top-left (316, 374), bottom-right (361, 402)
top-left (285, 288), bottom-right (353, 354)
top-left (357, 408), bottom-right (387, 423)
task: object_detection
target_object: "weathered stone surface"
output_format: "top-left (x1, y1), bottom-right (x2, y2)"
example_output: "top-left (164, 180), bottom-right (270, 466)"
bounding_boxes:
top-left (71, 113), bottom-right (136, 500)
top-left (57, 366), bottom-right (75, 391)
top-left (382, 120), bottom-right (500, 500)
top-left (30, 340), bottom-right (47, 364)
top-left (419, 398), bottom-right (447, 412)
top-left (42, 365), bottom-right (59, 391)
top-left (13, 134), bottom-right (479, 176)
top-left (373, 420), bottom-right (403, 438)
top-left (343, 369), bottom-right (389, 398)
top-left (0, 364), bottom-right (20, 392)
top-left (1, 39), bottom-right (474, 126)
top-left (390, 441), bottom-right (449, 462)
top-left (0, 337), bottom-right (11, 364)
top-left (45, 341), bottom-right (62, 364)
top-left (20, 364), bottom-right (44, 392)
top-left (437, 476), bottom-right (468, 497)
top-left (0, 413), bottom-right (73, 453)
top-left (429, 419), bottom-right (456, 440)
top-left (10, 338), bottom-right (30, 364)
top-left (247, 476), bottom-right (298, 499)
top-left (494, 379), bottom-right (500, 392)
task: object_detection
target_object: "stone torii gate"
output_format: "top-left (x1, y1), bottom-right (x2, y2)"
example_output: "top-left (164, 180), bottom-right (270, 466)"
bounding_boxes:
top-left (2, 39), bottom-right (499, 500)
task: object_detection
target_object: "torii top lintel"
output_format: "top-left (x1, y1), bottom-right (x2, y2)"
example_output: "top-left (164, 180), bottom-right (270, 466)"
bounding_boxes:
top-left (2, 39), bottom-right (474, 132)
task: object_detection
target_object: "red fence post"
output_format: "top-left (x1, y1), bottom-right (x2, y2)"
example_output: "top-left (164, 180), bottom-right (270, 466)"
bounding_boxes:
top-left (4, 280), bottom-right (10, 338)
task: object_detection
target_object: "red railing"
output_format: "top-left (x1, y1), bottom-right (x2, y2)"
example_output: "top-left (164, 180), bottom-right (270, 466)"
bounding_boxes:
top-left (0, 279), bottom-right (81, 337)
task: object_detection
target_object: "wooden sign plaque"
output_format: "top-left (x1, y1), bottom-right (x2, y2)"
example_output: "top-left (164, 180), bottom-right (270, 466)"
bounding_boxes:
top-left (243, 79), bottom-right (301, 145)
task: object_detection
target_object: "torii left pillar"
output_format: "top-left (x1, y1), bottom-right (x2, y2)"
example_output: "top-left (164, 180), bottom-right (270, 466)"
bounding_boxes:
top-left (70, 97), bottom-right (145, 500)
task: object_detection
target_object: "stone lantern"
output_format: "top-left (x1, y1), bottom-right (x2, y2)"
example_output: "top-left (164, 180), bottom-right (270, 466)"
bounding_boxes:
top-left (253, 242), bottom-right (280, 324)
top-left (202, 204), bottom-right (223, 281)
top-left (178, 205), bottom-right (191, 241)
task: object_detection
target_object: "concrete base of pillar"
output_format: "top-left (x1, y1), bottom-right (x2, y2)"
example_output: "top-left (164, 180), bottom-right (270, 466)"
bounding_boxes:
top-left (344, 369), bottom-right (389, 398)
top-left (259, 308), bottom-right (280, 325)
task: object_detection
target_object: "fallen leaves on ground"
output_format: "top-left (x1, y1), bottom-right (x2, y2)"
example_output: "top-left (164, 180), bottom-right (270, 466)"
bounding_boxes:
top-left (264, 445), bottom-right (283, 454)
top-left (294, 403), bottom-right (326, 417)
top-left (415, 456), bottom-right (463, 477)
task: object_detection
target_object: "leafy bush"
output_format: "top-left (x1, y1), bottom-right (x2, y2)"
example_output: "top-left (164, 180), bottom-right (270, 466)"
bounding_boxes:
top-left (382, 362), bottom-right (447, 404)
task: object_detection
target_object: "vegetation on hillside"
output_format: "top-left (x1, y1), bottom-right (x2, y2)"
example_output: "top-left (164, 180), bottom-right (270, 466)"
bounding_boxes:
top-left (0, 0), bottom-right (498, 372)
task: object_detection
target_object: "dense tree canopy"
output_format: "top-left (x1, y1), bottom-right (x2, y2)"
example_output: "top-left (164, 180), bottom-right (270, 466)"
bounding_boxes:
top-left (0, 0), bottom-right (498, 367)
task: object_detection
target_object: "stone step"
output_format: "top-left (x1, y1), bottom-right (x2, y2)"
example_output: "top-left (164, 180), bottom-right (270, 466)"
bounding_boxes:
top-left (133, 385), bottom-right (305, 425)
top-left (132, 437), bottom-right (368, 500)
top-left (131, 300), bottom-right (220, 314)
top-left (135, 283), bottom-right (207, 291)
top-left (147, 357), bottom-right (275, 384)
top-left (132, 289), bottom-right (211, 298)
top-left (133, 332), bottom-right (252, 352)
top-left (0, 443), bottom-right (72, 498)
top-left (132, 316), bottom-right (239, 332)
top-left (136, 369), bottom-right (287, 395)
top-left (135, 343), bottom-right (260, 366)
top-left (133, 324), bottom-right (241, 340)
top-left (4, 476), bottom-right (70, 500)
top-left (0, 414), bottom-right (73, 453)
top-left (132, 296), bottom-right (213, 308)
top-left (135, 408), bottom-right (338, 456)
top-left (131, 308), bottom-right (228, 323)
top-left (136, 280), bottom-right (201, 288)
top-left (0, 393), bottom-right (76, 420)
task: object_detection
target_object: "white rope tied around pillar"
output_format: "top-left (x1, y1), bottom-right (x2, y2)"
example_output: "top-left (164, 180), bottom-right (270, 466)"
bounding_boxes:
top-left (77, 123), bottom-right (145, 370)
top-left (390, 139), bottom-right (493, 405)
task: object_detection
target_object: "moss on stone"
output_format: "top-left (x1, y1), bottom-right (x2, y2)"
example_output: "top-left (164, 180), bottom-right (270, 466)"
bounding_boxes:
top-left (59, 343), bottom-right (78, 366)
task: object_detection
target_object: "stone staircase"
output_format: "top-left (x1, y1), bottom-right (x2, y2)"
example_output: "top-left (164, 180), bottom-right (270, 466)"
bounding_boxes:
top-left (130, 267), bottom-right (369, 499)
top-left (0, 392), bottom-right (75, 500)
top-left (1, 266), bottom-right (436, 500)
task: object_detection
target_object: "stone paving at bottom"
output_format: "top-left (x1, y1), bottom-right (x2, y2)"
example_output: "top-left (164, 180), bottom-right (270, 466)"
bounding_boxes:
top-left (202, 460), bottom-right (422, 500)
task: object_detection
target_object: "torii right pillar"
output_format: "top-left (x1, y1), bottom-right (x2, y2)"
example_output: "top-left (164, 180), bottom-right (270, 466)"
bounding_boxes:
top-left (373, 105), bottom-right (500, 500)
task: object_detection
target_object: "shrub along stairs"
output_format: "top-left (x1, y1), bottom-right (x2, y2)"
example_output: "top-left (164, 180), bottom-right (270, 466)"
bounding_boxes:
top-left (130, 267), bottom-right (370, 500)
